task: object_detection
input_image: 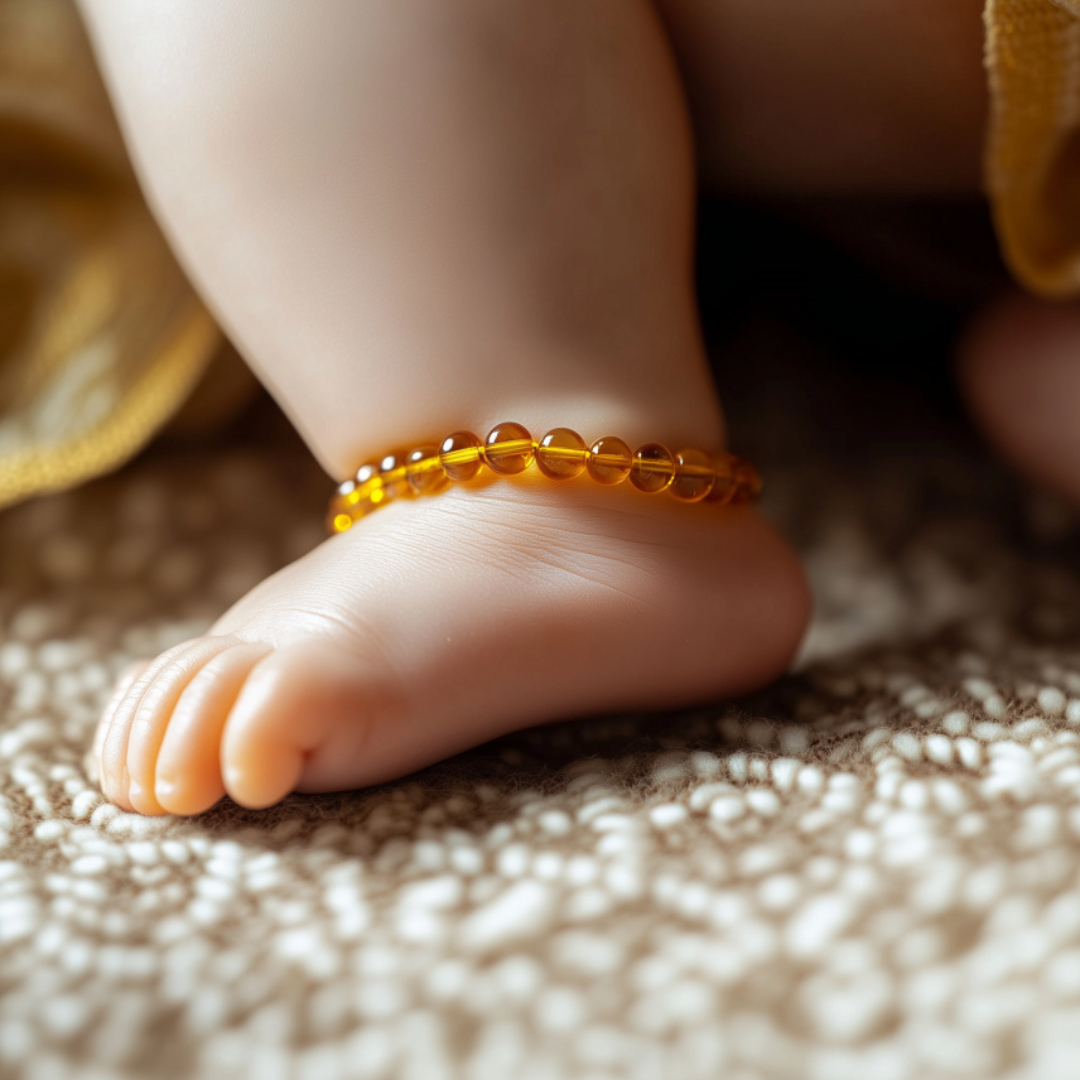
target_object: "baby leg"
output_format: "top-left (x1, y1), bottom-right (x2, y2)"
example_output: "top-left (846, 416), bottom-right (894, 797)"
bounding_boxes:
top-left (79, 0), bottom-right (809, 815)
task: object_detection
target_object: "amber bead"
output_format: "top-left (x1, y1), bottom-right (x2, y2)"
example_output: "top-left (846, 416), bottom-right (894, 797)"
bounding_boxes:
top-left (378, 450), bottom-right (412, 499)
top-left (536, 428), bottom-right (587, 480)
top-left (439, 431), bottom-right (485, 481)
top-left (704, 454), bottom-right (736, 505)
top-left (732, 458), bottom-right (763, 502)
top-left (340, 463), bottom-right (376, 507)
top-left (484, 422), bottom-right (534, 475)
top-left (669, 448), bottom-right (715, 503)
top-left (586, 436), bottom-right (632, 485)
top-left (352, 485), bottom-right (387, 517)
top-left (329, 422), bottom-right (759, 535)
top-left (629, 443), bottom-right (675, 493)
top-left (406, 446), bottom-right (449, 495)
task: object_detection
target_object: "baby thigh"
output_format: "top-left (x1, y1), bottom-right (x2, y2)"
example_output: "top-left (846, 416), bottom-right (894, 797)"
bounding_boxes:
top-left (657, 0), bottom-right (987, 194)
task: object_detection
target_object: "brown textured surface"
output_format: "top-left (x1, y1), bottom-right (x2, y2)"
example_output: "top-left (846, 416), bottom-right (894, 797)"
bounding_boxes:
top-left (3, 364), bottom-right (1080, 1079)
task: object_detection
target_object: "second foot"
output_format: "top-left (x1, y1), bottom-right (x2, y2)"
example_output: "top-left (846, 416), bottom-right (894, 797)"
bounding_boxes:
top-left (96, 479), bottom-right (810, 815)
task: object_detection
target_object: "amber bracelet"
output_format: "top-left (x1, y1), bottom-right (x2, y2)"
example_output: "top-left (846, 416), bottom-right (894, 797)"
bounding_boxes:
top-left (327, 422), bottom-right (761, 534)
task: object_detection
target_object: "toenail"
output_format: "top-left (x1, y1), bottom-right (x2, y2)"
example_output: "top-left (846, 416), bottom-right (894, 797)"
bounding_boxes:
top-left (128, 780), bottom-right (144, 799)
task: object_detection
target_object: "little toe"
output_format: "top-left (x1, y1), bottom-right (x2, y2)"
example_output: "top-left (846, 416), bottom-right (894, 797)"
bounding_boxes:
top-left (87, 661), bottom-right (150, 787)
top-left (154, 642), bottom-right (272, 816)
top-left (98, 644), bottom-right (199, 812)
top-left (120, 636), bottom-right (241, 814)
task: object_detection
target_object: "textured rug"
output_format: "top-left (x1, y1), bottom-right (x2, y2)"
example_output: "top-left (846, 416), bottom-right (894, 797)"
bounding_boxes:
top-left (3, 372), bottom-right (1080, 1080)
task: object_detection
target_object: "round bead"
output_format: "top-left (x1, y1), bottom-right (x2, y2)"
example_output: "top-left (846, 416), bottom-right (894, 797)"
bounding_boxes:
top-left (342, 463), bottom-right (380, 507)
top-left (439, 431), bottom-right (484, 482)
top-left (586, 437), bottom-right (632, 486)
top-left (732, 458), bottom-right (763, 502)
top-left (378, 450), bottom-right (412, 499)
top-left (483, 422), bottom-right (534, 475)
top-left (629, 443), bottom-right (675, 493)
top-left (350, 485), bottom-right (388, 516)
top-left (355, 462), bottom-right (379, 486)
top-left (328, 511), bottom-right (354, 534)
top-left (704, 454), bottom-right (737, 504)
top-left (407, 446), bottom-right (449, 495)
top-left (669, 448), bottom-right (714, 503)
top-left (536, 428), bottom-right (587, 480)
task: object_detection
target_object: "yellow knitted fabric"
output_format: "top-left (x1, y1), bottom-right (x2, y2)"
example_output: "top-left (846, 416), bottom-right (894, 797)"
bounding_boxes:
top-left (0, 0), bottom-right (228, 511)
top-left (985, 0), bottom-right (1080, 297)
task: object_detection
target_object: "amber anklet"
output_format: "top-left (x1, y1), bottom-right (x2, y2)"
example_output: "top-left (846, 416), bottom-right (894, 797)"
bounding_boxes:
top-left (328, 422), bottom-right (761, 534)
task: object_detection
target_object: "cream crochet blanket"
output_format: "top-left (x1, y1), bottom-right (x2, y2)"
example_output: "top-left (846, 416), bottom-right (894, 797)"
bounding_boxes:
top-left (2, 371), bottom-right (1080, 1079)
top-left (3, 3), bottom-right (1080, 1078)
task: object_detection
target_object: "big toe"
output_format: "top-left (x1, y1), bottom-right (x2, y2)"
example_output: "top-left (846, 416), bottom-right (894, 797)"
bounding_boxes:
top-left (959, 292), bottom-right (1080, 501)
top-left (219, 642), bottom-right (408, 809)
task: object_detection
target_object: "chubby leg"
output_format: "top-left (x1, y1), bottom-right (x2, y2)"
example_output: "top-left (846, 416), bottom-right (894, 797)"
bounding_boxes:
top-left (80, 0), bottom-right (809, 815)
top-left (657, 0), bottom-right (987, 195)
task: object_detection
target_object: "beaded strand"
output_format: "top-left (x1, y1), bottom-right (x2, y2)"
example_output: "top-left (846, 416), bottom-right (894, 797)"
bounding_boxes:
top-left (328, 421), bottom-right (761, 534)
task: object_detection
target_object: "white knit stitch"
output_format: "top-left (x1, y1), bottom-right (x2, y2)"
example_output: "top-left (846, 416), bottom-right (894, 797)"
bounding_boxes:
top-left (648, 803), bottom-right (688, 828)
top-left (6, 420), bottom-right (1080, 1077)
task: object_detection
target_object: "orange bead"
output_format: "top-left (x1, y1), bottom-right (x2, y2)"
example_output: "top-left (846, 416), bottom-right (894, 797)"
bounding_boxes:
top-left (536, 428), bottom-right (587, 480)
top-left (732, 458), bottom-right (763, 502)
top-left (586, 436), bottom-right (632, 485)
top-left (704, 454), bottom-right (737, 504)
top-left (407, 446), bottom-right (449, 495)
top-left (669, 448), bottom-right (714, 503)
top-left (629, 443), bottom-right (675, 493)
top-left (341, 462), bottom-right (379, 507)
top-left (352, 486), bottom-right (386, 517)
top-left (484, 422), bottom-right (534, 475)
top-left (378, 450), bottom-right (412, 499)
top-left (439, 431), bottom-right (484, 481)
top-left (328, 510), bottom-right (354, 534)
top-left (355, 462), bottom-right (379, 485)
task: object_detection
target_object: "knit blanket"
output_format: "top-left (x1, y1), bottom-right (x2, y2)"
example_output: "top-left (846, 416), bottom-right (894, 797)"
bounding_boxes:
top-left (2, 381), bottom-right (1080, 1080)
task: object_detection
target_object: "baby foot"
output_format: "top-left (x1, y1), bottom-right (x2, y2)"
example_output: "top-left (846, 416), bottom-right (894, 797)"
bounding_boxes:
top-left (97, 479), bottom-right (809, 815)
top-left (959, 292), bottom-right (1080, 502)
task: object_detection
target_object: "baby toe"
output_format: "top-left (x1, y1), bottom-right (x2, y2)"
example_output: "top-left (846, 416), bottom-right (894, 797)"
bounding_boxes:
top-left (88, 661), bottom-right (150, 786)
top-left (99, 648), bottom-right (193, 811)
top-left (122, 636), bottom-right (241, 815)
top-left (154, 642), bottom-right (272, 816)
top-left (219, 643), bottom-right (396, 810)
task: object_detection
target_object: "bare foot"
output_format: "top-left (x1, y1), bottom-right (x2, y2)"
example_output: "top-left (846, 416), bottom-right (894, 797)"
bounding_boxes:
top-left (958, 293), bottom-right (1080, 504)
top-left (96, 479), bottom-right (808, 815)
top-left (80, 0), bottom-right (811, 816)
